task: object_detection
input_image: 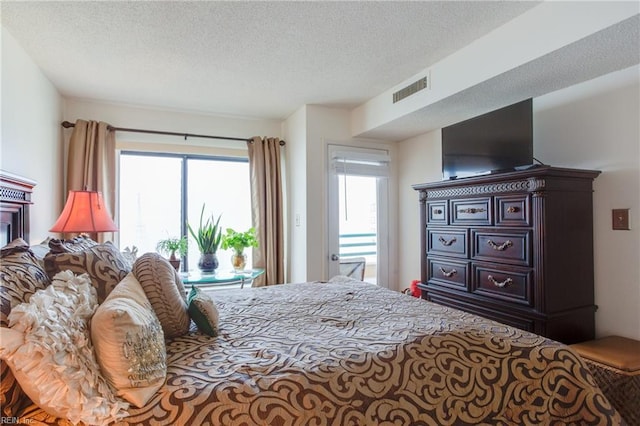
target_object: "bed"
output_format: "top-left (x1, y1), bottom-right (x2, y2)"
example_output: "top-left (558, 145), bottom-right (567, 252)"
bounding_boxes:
top-left (0, 172), bottom-right (623, 425)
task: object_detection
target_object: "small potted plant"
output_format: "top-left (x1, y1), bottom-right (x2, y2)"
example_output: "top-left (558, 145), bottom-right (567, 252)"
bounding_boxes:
top-left (187, 205), bottom-right (222, 273)
top-left (156, 236), bottom-right (188, 271)
top-left (221, 227), bottom-right (258, 272)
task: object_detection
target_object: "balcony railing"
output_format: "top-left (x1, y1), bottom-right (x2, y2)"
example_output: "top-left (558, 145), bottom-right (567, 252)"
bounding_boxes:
top-left (339, 232), bottom-right (376, 258)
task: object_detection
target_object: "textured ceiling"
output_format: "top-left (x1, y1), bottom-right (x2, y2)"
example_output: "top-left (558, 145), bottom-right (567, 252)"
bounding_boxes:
top-left (1, 1), bottom-right (638, 141)
top-left (359, 13), bottom-right (640, 141)
top-left (1, 1), bottom-right (538, 118)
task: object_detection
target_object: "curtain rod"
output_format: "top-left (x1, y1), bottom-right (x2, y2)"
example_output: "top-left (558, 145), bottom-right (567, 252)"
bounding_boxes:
top-left (60, 121), bottom-right (286, 145)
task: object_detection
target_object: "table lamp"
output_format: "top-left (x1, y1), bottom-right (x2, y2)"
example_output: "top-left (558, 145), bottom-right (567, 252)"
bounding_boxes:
top-left (50, 190), bottom-right (118, 233)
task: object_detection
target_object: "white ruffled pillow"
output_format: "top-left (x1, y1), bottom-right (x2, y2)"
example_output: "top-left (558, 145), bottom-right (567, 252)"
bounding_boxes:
top-left (0, 270), bottom-right (129, 425)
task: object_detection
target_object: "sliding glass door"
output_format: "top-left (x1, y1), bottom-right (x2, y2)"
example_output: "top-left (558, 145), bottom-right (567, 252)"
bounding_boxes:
top-left (119, 154), bottom-right (182, 254)
top-left (119, 152), bottom-right (251, 272)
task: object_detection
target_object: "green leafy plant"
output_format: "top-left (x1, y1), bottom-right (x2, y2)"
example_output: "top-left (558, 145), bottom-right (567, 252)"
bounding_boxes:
top-left (156, 236), bottom-right (188, 260)
top-left (221, 227), bottom-right (258, 255)
top-left (187, 205), bottom-right (222, 254)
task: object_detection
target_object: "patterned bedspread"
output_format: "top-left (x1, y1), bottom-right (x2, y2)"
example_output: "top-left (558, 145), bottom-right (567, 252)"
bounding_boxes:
top-left (21, 279), bottom-right (620, 425)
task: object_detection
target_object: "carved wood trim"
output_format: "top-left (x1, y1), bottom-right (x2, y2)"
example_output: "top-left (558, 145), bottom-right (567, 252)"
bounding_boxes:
top-left (0, 170), bottom-right (36, 204)
top-left (1, 170), bottom-right (36, 244)
top-left (423, 177), bottom-right (546, 199)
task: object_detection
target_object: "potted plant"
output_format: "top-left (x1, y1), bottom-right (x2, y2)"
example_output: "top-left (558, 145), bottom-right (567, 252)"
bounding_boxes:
top-left (187, 205), bottom-right (222, 274)
top-left (221, 227), bottom-right (258, 272)
top-left (156, 236), bottom-right (188, 271)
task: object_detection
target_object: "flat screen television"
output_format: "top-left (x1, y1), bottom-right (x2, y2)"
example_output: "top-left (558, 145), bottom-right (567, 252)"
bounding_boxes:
top-left (442, 98), bottom-right (533, 179)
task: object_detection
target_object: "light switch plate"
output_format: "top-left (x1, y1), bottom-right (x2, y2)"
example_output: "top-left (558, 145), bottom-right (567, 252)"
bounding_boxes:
top-left (612, 208), bottom-right (630, 230)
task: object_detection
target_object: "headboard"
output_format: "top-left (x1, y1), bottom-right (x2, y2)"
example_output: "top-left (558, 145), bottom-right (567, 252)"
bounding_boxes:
top-left (0, 170), bottom-right (36, 246)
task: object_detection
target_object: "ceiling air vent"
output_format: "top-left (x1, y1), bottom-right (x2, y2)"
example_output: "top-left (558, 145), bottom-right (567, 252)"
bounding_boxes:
top-left (393, 76), bottom-right (428, 103)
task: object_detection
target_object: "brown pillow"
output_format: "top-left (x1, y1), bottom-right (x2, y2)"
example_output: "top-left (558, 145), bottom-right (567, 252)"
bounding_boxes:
top-left (1, 238), bottom-right (52, 417)
top-left (47, 235), bottom-right (98, 254)
top-left (0, 238), bottom-right (51, 326)
top-left (132, 253), bottom-right (190, 339)
top-left (44, 241), bottom-right (130, 303)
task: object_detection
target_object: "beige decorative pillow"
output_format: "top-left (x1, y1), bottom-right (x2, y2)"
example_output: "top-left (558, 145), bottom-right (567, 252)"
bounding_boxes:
top-left (91, 273), bottom-right (167, 408)
top-left (44, 241), bottom-right (131, 303)
top-left (132, 253), bottom-right (190, 338)
top-left (0, 238), bottom-right (52, 416)
top-left (0, 270), bottom-right (129, 425)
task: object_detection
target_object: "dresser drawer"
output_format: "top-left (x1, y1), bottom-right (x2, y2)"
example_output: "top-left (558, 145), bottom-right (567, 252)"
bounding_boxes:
top-left (471, 229), bottom-right (531, 266)
top-left (427, 228), bottom-right (468, 258)
top-left (426, 201), bottom-right (448, 225)
top-left (427, 257), bottom-right (469, 290)
top-left (495, 195), bottom-right (530, 226)
top-left (451, 198), bottom-right (492, 226)
top-left (472, 263), bottom-right (533, 306)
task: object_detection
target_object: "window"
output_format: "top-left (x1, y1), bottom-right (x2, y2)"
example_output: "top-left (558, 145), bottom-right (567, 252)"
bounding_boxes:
top-left (119, 152), bottom-right (252, 272)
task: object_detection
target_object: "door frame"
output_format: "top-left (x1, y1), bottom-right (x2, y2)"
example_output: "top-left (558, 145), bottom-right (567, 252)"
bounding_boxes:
top-left (327, 144), bottom-right (390, 287)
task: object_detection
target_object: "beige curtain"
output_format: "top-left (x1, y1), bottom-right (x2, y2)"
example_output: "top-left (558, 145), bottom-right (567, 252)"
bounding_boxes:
top-left (248, 136), bottom-right (284, 286)
top-left (66, 119), bottom-right (116, 243)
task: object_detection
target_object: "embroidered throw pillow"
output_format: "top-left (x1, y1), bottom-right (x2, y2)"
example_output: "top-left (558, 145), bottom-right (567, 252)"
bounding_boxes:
top-left (91, 273), bottom-right (167, 408)
top-left (132, 253), bottom-right (190, 338)
top-left (44, 241), bottom-right (130, 303)
top-left (187, 286), bottom-right (219, 337)
top-left (0, 271), bottom-right (129, 425)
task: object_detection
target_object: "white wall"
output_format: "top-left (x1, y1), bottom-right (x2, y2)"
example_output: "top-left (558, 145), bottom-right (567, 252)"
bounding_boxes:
top-left (534, 65), bottom-right (640, 340)
top-left (397, 65), bottom-right (640, 340)
top-left (283, 106), bottom-right (308, 282)
top-left (397, 130), bottom-right (441, 291)
top-left (1, 27), bottom-right (64, 242)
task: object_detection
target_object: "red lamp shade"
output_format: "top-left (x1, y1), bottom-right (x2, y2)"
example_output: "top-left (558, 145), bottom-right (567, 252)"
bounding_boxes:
top-left (50, 190), bottom-right (118, 233)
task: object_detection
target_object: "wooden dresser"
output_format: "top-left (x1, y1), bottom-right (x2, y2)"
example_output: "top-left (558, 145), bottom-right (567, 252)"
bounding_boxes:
top-left (413, 166), bottom-right (600, 344)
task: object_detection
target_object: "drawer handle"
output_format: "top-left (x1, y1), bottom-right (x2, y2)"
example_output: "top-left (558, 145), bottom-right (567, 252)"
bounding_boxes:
top-left (433, 208), bottom-right (443, 214)
top-left (438, 236), bottom-right (457, 246)
top-left (487, 275), bottom-right (513, 288)
top-left (458, 207), bottom-right (486, 214)
top-left (506, 206), bottom-right (520, 213)
top-left (487, 239), bottom-right (513, 251)
top-left (438, 267), bottom-right (457, 278)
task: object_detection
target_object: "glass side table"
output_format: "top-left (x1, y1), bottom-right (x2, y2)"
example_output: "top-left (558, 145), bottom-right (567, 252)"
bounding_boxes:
top-left (180, 268), bottom-right (264, 290)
